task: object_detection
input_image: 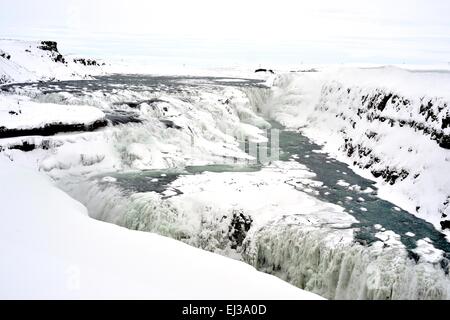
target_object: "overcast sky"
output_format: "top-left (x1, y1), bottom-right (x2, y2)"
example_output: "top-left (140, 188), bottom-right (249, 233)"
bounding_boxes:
top-left (1, 0), bottom-right (450, 66)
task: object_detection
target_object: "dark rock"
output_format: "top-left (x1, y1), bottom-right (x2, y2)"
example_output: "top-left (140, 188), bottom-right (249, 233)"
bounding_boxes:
top-left (73, 58), bottom-right (100, 66)
top-left (439, 134), bottom-right (450, 149)
top-left (160, 120), bottom-right (182, 130)
top-left (8, 111), bottom-right (19, 115)
top-left (8, 141), bottom-right (36, 152)
top-left (371, 170), bottom-right (383, 178)
top-left (441, 220), bottom-right (450, 230)
top-left (440, 257), bottom-right (449, 275)
top-left (377, 93), bottom-right (392, 111)
top-left (440, 198), bottom-right (450, 221)
top-left (365, 131), bottom-right (378, 139)
top-left (371, 167), bottom-right (409, 185)
top-left (0, 52), bottom-right (11, 60)
top-left (228, 210), bottom-right (253, 249)
top-left (38, 41), bottom-right (66, 63)
top-left (408, 251), bottom-right (421, 263)
top-left (54, 54), bottom-right (65, 64)
top-left (255, 68), bottom-right (274, 74)
top-left (442, 116), bottom-right (450, 130)
top-left (361, 95), bottom-right (369, 104)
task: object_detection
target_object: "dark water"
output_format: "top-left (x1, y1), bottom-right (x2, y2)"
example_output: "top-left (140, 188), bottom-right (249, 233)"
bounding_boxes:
top-left (273, 123), bottom-right (450, 268)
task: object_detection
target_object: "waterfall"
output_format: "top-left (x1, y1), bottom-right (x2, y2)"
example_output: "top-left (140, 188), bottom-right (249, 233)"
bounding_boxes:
top-left (243, 218), bottom-right (450, 300)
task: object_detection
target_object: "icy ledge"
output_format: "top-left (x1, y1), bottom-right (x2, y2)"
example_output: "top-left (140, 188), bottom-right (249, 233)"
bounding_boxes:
top-left (0, 158), bottom-right (321, 299)
top-left (0, 95), bottom-right (107, 139)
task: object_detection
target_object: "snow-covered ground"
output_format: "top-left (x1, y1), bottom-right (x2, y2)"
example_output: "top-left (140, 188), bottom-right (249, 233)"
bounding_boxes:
top-left (0, 157), bottom-right (322, 299)
top-left (0, 39), bottom-right (106, 84)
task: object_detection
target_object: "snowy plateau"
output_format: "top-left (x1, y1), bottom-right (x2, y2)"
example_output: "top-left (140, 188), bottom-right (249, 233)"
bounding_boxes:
top-left (1, 39), bottom-right (450, 300)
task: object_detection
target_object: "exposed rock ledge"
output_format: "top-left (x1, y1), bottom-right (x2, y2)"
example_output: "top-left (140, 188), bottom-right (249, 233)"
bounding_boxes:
top-left (0, 119), bottom-right (107, 139)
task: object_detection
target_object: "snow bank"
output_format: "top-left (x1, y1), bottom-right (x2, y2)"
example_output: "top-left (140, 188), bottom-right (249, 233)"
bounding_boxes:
top-left (0, 157), bottom-right (320, 299)
top-left (261, 67), bottom-right (450, 232)
top-left (0, 39), bottom-right (105, 84)
top-left (0, 95), bottom-right (106, 136)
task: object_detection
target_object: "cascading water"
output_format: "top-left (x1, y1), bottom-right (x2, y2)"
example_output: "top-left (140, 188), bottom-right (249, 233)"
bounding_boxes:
top-left (243, 218), bottom-right (450, 300)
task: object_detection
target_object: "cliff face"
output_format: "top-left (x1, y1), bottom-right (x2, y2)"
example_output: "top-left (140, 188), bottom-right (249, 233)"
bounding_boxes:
top-left (332, 86), bottom-right (450, 150)
top-left (265, 69), bottom-right (450, 231)
top-left (320, 83), bottom-right (450, 230)
top-left (0, 39), bottom-right (105, 84)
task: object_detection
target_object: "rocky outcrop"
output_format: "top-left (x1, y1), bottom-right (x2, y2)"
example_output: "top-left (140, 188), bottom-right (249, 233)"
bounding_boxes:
top-left (0, 50), bottom-right (11, 60)
top-left (0, 139), bottom-right (54, 153)
top-left (0, 39), bottom-right (107, 84)
top-left (255, 68), bottom-right (274, 74)
top-left (310, 81), bottom-right (450, 230)
top-left (342, 137), bottom-right (410, 185)
top-left (324, 85), bottom-right (450, 150)
top-left (38, 41), bottom-right (58, 52)
top-left (38, 41), bottom-right (66, 64)
top-left (0, 119), bottom-right (107, 139)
